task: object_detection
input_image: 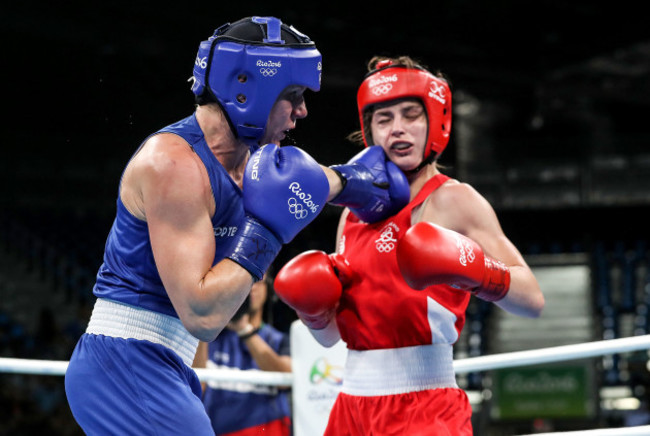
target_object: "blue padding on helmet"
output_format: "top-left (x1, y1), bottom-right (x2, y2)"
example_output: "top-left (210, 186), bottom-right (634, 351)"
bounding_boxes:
top-left (191, 17), bottom-right (322, 150)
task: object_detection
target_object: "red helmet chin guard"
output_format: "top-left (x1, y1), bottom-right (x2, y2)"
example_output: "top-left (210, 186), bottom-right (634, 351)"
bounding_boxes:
top-left (357, 61), bottom-right (452, 159)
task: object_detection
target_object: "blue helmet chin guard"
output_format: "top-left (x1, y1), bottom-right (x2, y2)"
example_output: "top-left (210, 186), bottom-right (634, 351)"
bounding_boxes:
top-left (191, 16), bottom-right (322, 150)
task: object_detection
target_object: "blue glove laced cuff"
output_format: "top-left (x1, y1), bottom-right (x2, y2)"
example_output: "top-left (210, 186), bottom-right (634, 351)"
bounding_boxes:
top-left (227, 216), bottom-right (282, 281)
top-left (329, 164), bottom-right (380, 209)
top-left (326, 146), bottom-right (410, 223)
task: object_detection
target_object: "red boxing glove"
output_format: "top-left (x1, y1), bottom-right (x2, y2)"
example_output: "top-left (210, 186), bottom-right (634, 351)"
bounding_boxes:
top-left (397, 222), bottom-right (511, 302)
top-left (274, 250), bottom-right (353, 329)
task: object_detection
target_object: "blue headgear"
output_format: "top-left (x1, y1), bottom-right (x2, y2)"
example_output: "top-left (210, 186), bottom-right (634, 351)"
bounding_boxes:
top-left (191, 16), bottom-right (322, 150)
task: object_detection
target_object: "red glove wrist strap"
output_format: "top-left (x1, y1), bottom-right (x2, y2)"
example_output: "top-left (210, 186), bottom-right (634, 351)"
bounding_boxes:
top-left (473, 257), bottom-right (511, 302)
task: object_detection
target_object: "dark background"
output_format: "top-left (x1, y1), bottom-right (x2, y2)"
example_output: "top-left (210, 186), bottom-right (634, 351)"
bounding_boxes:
top-left (3, 0), bottom-right (650, 248)
top-left (2, 0), bottom-right (650, 349)
top-left (1, 1), bottom-right (650, 434)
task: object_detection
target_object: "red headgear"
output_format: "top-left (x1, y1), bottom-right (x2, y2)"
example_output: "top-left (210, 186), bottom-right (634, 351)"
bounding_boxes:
top-left (356, 60), bottom-right (452, 160)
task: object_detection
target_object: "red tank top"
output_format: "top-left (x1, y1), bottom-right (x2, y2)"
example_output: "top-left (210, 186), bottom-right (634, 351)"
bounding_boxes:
top-left (336, 174), bottom-right (471, 351)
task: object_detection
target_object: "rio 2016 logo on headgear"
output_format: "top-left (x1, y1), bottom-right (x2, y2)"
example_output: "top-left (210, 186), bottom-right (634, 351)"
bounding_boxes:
top-left (257, 59), bottom-right (281, 77)
top-left (369, 74), bottom-right (398, 96)
top-left (357, 62), bottom-right (452, 159)
top-left (309, 357), bottom-right (343, 385)
top-left (194, 55), bottom-right (208, 70)
top-left (190, 16), bottom-right (322, 150)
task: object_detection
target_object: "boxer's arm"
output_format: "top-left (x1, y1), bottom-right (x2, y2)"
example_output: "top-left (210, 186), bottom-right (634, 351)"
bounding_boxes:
top-left (335, 208), bottom-right (350, 252)
top-left (137, 135), bottom-right (254, 342)
top-left (307, 318), bottom-right (341, 348)
top-left (140, 141), bottom-right (330, 342)
top-left (322, 166), bottom-right (344, 202)
top-left (414, 181), bottom-right (544, 318)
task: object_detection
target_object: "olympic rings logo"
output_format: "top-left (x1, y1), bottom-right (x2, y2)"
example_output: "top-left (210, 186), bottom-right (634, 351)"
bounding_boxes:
top-left (376, 241), bottom-right (395, 252)
top-left (260, 68), bottom-right (278, 77)
top-left (288, 197), bottom-right (309, 219)
top-left (375, 227), bottom-right (397, 253)
top-left (428, 81), bottom-right (447, 104)
top-left (288, 182), bottom-right (320, 214)
top-left (371, 83), bottom-right (393, 95)
top-left (455, 235), bottom-right (475, 266)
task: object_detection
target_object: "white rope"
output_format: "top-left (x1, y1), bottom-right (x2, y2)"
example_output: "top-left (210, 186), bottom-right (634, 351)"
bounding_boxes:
top-left (518, 426), bottom-right (650, 436)
top-left (0, 357), bottom-right (68, 376)
top-left (453, 334), bottom-right (650, 374)
top-left (1, 334), bottom-right (650, 386)
top-left (0, 357), bottom-right (292, 386)
top-left (194, 367), bottom-right (293, 386)
top-left (4, 336), bottom-right (649, 436)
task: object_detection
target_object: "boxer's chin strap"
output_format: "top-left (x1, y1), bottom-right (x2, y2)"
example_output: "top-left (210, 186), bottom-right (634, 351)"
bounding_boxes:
top-left (404, 151), bottom-right (437, 176)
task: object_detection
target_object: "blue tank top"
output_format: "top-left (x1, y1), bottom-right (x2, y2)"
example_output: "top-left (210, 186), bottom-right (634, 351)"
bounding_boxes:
top-left (93, 114), bottom-right (244, 317)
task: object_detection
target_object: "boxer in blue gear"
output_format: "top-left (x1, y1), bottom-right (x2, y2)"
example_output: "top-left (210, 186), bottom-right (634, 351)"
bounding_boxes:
top-left (64, 16), bottom-right (409, 435)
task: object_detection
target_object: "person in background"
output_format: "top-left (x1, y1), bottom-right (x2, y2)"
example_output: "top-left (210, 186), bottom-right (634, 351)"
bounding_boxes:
top-left (274, 55), bottom-right (545, 435)
top-left (196, 273), bottom-right (292, 435)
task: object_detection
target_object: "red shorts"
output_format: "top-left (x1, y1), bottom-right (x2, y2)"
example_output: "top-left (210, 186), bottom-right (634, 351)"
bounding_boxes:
top-left (323, 388), bottom-right (473, 436)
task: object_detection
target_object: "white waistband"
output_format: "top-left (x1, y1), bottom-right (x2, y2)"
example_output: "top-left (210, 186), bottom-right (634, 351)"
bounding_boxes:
top-left (86, 298), bottom-right (199, 367)
top-left (342, 344), bottom-right (458, 396)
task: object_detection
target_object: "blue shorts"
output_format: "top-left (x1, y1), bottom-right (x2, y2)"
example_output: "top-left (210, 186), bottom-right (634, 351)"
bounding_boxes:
top-left (65, 333), bottom-right (212, 435)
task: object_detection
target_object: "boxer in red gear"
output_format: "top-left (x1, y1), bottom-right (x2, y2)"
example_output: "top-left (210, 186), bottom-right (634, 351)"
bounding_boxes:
top-left (276, 55), bottom-right (545, 435)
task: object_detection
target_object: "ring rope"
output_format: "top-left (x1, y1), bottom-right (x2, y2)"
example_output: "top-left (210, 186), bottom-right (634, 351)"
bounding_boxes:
top-left (0, 357), bottom-right (294, 386)
top-left (453, 334), bottom-right (650, 374)
top-left (1, 334), bottom-right (650, 385)
top-left (517, 426), bottom-right (650, 436)
top-left (3, 336), bottom-right (650, 435)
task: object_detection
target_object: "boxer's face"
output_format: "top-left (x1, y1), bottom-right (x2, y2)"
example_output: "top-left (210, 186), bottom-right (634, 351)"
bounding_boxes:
top-left (370, 99), bottom-right (428, 172)
top-left (262, 86), bottom-right (308, 146)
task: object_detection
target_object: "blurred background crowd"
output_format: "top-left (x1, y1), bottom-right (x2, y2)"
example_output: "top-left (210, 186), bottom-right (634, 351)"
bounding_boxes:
top-left (2, 1), bottom-right (649, 434)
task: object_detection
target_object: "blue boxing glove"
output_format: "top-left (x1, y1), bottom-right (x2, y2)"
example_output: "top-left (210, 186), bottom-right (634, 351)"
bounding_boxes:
top-left (329, 146), bottom-right (410, 223)
top-left (228, 144), bottom-right (329, 280)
